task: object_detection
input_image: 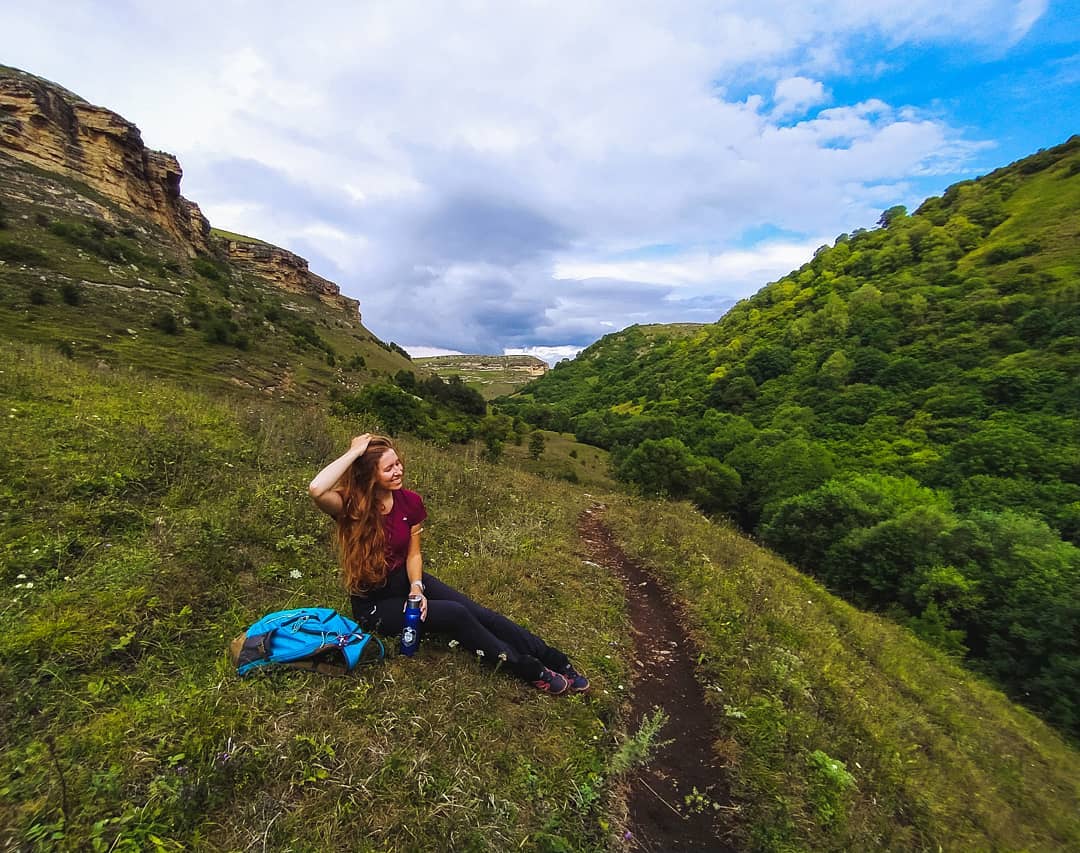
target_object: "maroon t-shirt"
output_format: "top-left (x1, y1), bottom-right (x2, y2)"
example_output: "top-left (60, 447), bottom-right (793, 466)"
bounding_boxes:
top-left (382, 488), bottom-right (427, 573)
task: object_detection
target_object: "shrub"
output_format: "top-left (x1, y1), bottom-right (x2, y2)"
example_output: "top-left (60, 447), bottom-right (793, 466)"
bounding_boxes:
top-left (983, 241), bottom-right (1040, 264)
top-left (60, 281), bottom-right (83, 306)
top-left (191, 256), bottom-right (226, 282)
top-left (153, 310), bottom-right (180, 335)
top-left (29, 287), bottom-right (47, 306)
top-left (0, 242), bottom-right (49, 266)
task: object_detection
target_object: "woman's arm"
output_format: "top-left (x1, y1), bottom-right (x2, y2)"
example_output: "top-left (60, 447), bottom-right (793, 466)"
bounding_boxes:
top-left (308, 434), bottom-right (371, 517)
top-left (405, 524), bottom-right (427, 620)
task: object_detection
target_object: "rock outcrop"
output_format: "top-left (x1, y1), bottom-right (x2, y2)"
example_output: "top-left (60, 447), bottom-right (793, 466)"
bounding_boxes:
top-left (222, 239), bottom-right (361, 317)
top-left (0, 65), bottom-right (361, 319)
top-left (0, 66), bottom-right (210, 254)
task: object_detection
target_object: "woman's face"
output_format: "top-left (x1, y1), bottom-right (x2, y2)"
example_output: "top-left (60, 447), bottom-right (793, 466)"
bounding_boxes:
top-left (373, 449), bottom-right (404, 491)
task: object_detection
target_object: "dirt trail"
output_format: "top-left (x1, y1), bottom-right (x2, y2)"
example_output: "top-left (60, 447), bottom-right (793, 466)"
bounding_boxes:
top-left (579, 505), bottom-right (738, 852)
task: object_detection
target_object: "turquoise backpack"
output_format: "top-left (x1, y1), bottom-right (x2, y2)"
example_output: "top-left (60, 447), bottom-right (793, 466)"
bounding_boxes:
top-left (229, 607), bottom-right (384, 677)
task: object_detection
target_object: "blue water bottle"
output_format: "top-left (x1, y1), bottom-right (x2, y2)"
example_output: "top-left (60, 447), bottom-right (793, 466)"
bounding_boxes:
top-left (400, 593), bottom-right (423, 657)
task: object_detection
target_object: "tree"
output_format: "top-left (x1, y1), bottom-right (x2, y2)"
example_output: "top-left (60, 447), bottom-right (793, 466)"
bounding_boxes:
top-left (877, 205), bottom-right (908, 228)
top-left (617, 437), bottom-right (696, 498)
top-left (528, 431), bottom-right (545, 460)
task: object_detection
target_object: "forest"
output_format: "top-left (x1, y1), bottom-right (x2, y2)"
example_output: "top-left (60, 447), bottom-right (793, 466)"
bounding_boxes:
top-left (498, 137), bottom-right (1080, 736)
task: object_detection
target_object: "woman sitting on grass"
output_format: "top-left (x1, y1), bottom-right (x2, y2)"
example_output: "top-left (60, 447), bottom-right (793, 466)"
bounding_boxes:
top-left (309, 433), bottom-right (589, 695)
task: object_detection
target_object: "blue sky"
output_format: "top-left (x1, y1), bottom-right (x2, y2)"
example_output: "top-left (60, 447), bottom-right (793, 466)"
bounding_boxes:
top-left (2, 1), bottom-right (1077, 362)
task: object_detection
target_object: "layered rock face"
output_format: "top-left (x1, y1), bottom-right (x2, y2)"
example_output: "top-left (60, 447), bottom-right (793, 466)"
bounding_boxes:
top-left (0, 65), bottom-right (361, 319)
top-left (0, 67), bottom-right (210, 254)
top-left (223, 239), bottom-right (361, 317)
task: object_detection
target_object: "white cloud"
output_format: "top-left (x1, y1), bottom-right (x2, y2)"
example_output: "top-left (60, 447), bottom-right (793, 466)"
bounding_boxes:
top-left (0, 0), bottom-right (1053, 354)
top-left (554, 239), bottom-right (825, 293)
top-left (1010, 0), bottom-right (1049, 42)
top-left (403, 346), bottom-right (465, 359)
top-left (504, 346), bottom-right (586, 366)
top-left (773, 77), bottom-right (830, 118)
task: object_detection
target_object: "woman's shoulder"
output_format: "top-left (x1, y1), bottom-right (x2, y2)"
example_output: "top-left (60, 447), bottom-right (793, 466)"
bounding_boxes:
top-left (399, 487), bottom-right (425, 504)
top-left (399, 488), bottom-right (427, 513)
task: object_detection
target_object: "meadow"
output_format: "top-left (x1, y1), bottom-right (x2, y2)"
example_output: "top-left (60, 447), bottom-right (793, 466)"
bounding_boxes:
top-left (1, 340), bottom-right (1078, 851)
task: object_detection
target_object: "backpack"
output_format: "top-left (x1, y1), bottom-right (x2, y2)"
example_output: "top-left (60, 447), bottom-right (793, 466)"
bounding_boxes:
top-left (228, 607), bottom-right (385, 677)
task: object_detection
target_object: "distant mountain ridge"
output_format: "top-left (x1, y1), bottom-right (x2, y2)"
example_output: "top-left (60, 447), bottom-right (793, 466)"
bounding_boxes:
top-left (416, 353), bottom-right (549, 399)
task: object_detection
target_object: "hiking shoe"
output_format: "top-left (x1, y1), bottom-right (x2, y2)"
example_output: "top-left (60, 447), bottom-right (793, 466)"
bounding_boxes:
top-left (532, 667), bottom-right (570, 695)
top-left (562, 663), bottom-right (590, 693)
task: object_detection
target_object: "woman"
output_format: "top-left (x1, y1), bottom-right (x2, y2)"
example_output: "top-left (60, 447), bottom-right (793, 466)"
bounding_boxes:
top-left (309, 433), bottom-right (589, 695)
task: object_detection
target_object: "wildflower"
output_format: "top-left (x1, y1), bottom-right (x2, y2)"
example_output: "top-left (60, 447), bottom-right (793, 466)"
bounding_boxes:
top-left (289, 569), bottom-right (303, 579)
top-left (16, 573), bottom-right (26, 580)
top-left (475, 649), bottom-right (485, 657)
top-left (448, 639), bottom-right (459, 648)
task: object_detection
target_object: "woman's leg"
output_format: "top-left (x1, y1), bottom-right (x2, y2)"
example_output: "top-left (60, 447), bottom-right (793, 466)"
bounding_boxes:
top-left (421, 573), bottom-right (571, 674)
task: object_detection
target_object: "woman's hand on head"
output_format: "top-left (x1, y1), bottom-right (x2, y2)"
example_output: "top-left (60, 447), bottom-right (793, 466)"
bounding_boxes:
top-left (350, 434), bottom-right (372, 454)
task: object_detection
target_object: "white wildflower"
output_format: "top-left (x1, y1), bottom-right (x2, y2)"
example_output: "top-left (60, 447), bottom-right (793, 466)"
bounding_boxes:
top-left (288, 569), bottom-right (302, 579)
top-left (448, 639), bottom-right (460, 648)
top-left (475, 649), bottom-right (485, 657)
top-left (16, 574), bottom-right (26, 580)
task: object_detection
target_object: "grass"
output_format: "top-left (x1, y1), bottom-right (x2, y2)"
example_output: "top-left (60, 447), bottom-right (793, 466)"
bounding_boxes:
top-left (602, 496), bottom-right (1080, 851)
top-left (3, 339), bottom-right (1078, 850)
top-left (0, 340), bottom-right (630, 852)
top-left (498, 430), bottom-right (617, 491)
top-left (210, 227), bottom-right (269, 245)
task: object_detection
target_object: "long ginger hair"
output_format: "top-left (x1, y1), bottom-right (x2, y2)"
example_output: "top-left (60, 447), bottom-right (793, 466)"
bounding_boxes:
top-left (334, 435), bottom-right (400, 594)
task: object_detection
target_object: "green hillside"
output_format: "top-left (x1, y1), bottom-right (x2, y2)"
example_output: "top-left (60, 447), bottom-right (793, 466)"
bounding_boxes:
top-left (2, 340), bottom-right (1078, 851)
top-left (0, 154), bottom-right (414, 399)
top-left (499, 137), bottom-right (1080, 736)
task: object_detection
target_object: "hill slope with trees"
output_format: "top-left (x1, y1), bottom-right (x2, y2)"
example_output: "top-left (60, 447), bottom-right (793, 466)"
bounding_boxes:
top-left (499, 137), bottom-right (1080, 736)
top-left (3, 339), bottom-right (1078, 851)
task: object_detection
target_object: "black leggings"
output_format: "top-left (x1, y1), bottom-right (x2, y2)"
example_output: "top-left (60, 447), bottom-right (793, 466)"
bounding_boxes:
top-left (351, 572), bottom-right (569, 681)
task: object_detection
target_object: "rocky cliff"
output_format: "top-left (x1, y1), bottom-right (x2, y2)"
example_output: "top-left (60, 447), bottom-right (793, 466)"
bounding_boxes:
top-left (0, 66), bottom-right (210, 255)
top-left (0, 65), bottom-right (359, 319)
top-left (221, 238), bottom-right (361, 317)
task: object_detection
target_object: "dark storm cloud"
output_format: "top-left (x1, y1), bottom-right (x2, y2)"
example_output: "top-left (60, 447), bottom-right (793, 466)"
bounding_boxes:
top-left (413, 195), bottom-right (572, 266)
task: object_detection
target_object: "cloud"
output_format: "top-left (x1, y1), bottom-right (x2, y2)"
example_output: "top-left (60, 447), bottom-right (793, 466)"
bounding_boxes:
top-left (554, 240), bottom-right (826, 290)
top-left (0, 1), bottom-right (1055, 355)
top-left (403, 346), bottom-right (465, 359)
top-left (773, 77), bottom-right (830, 119)
top-left (504, 345), bottom-right (586, 366)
